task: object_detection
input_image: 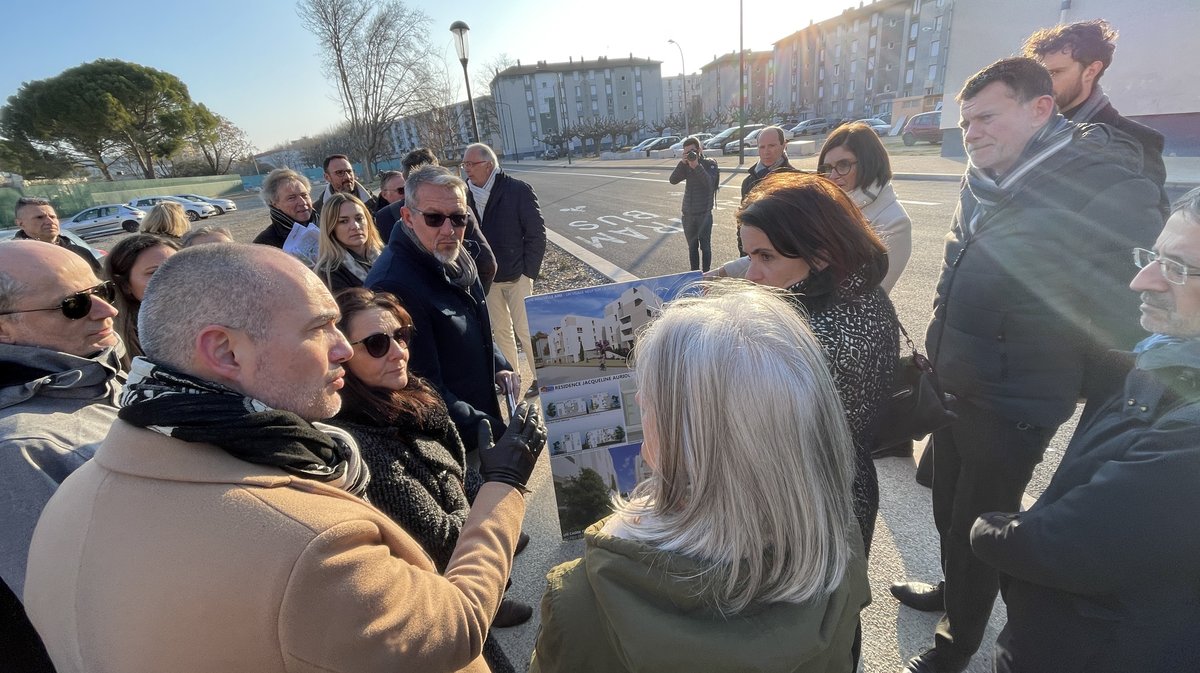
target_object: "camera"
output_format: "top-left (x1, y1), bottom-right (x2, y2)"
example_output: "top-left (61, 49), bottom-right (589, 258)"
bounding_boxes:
top-left (685, 150), bottom-right (699, 161)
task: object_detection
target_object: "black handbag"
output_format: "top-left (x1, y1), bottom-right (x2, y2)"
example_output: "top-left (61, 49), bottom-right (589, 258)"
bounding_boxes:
top-left (875, 322), bottom-right (957, 448)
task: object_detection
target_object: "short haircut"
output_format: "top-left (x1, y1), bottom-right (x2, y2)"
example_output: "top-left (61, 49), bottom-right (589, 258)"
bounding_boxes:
top-left (404, 165), bottom-right (466, 211)
top-left (401, 148), bottom-right (438, 176)
top-left (682, 136), bottom-right (702, 151)
top-left (140, 201), bottom-right (190, 238)
top-left (737, 172), bottom-right (887, 289)
top-left (377, 170), bottom-right (403, 188)
top-left (760, 126), bottom-right (786, 145)
top-left (181, 226), bottom-right (234, 247)
top-left (314, 193), bottom-right (383, 279)
top-left (261, 168), bottom-right (310, 209)
top-left (819, 122), bottom-right (894, 190)
top-left (139, 243), bottom-right (284, 371)
top-left (1173, 186), bottom-right (1200, 222)
top-left (616, 281), bottom-right (857, 613)
top-left (323, 154), bottom-right (350, 172)
top-left (465, 143), bottom-right (498, 166)
top-left (14, 196), bottom-right (51, 219)
top-left (1022, 19), bottom-right (1118, 81)
top-left (957, 56), bottom-right (1053, 103)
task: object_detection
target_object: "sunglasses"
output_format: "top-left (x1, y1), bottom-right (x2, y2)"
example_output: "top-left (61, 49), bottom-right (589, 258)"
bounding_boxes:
top-left (351, 325), bottom-right (414, 358)
top-left (817, 159), bottom-right (858, 176)
top-left (409, 206), bottom-right (469, 229)
top-left (0, 281), bottom-right (116, 320)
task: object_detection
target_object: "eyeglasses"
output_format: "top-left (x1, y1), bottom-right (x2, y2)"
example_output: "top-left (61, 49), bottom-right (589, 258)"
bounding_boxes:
top-left (817, 159), bottom-right (858, 176)
top-left (409, 206), bottom-right (469, 228)
top-left (0, 281), bottom-right (117, 320)
top-left (1133, 248), bottom-right (1200, 286)
top-left (351, 326), bottom-right (413, 358)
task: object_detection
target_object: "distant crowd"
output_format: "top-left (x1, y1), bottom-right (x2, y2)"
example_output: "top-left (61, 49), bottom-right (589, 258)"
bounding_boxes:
top-left (1, 19), bottom-right (1197, 673)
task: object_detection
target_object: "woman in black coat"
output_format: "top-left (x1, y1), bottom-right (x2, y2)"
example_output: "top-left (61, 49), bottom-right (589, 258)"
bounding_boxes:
top-left (329, 288), bottom-right (528, 673)
top-left (312, 194), bottom-right (383, 293)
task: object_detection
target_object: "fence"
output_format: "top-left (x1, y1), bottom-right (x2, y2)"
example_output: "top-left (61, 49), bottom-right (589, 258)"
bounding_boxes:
top-left (0, 175), bottom-right (244, 227)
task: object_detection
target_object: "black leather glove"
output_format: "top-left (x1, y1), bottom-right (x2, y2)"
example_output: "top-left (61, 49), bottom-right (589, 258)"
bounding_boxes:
top-left (477, 402), bottom-right (547, 492)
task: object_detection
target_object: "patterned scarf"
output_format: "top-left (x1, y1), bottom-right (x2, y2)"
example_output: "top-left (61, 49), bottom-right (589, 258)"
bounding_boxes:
top-left (118, 358), bottom-right (370, 496)
top-left (1066, 83), bottom-right (1109, 124)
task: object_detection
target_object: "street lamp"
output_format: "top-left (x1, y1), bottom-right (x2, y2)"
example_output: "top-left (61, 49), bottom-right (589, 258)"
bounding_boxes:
top-left (667, 39), bottom-right (689, 136)
top-left (450, 20), bottom-right (480, 144)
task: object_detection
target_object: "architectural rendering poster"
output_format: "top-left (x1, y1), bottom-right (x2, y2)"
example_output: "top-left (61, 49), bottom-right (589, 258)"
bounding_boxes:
top-left (525, 271), bottom-right (701, 539)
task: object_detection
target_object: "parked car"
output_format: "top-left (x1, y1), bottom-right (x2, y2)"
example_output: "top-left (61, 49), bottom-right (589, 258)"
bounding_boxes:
top-left (630, 137), bottom-right (660, 152)
top-left (901, 111), bottom-right (943, 146)
top-left (703, 124), bottom-right (766, 152)
top-left (0, 228), bottom-right (106, 262)
top-left (791, 118), bottom-right (832, 136)
top-left (127, 196), bottom-right (216, 221)
top-left (668, 133), bottom-right (714, 150)
top-left (854, 118), bottom-right (893, 136)
top-left (174, 193), bottom-right (237, 215)
top-left (61, 204), bottom-right (146, 240)
top-left (540, 147), bottom-right (561, 160)
top-left (643, 136), bottom-right (681, 152)
top-left (727, 125), bottom-right (796, 154)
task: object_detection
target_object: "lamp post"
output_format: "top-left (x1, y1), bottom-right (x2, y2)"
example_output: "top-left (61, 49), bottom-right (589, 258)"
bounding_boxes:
top-left (449, 21), bottom-right (480, 144)
top-left (667, 39), bottom-right (689, 136)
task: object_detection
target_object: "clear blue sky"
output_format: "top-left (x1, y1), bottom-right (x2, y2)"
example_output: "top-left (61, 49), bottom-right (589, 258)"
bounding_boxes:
top-left (1, 0), bottom-right (852, 151)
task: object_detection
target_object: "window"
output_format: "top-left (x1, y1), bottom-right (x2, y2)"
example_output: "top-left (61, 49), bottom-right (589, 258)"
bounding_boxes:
top-left (935, 15), bottom-right (943, 31)
top-left (910, 23), bottom-right (919, 40)
top-left (834, 43), bottom-right (842, 59)
top-left (853, 19), bottom-right (860, 32)
top-left (590, 84), bottom-right (597, 96)
top-left (635, 66), bottom-right (641, 76)
top-left (523, 75), bottom-right (531, 86)
top-left (867, 75), bottom-right (874, 89)
top-left (530, 122), bottom-right (538, 134)
top-left (574, 71), bottom-right (579, 80)
top-left (888, 41), bottom-right (896, 50)
top-left (908, 45), bottom-right (917, 62)
top-left (906, 68), bottom-right (914, 84)
top-left (930, 40), bottom-right (940, 57)
top-left (871, 12), bottom-right (879, 27)
top-left (868, 56), bottom-right (876, 69)
top-left (526, 91), bottom-right (533, 102)
top-left (606, 83), bottom-right (612, 94)
top-left (635, 80), bottom-right (642, 92)
top-left (834, 64), bottom-right (840, 76)
top-left (833, 83), bottom-right (840, 97)
top-left (849, 79), bottom-right (855, 93)
top-left (636, 95), bottom-right (643, 107)
top-left (913, 0), bottom-right (922, 13)
top-left (928, 64), bottom-right (937, 81)
top-left (851, 60), bottom-right (858, 74)
top-left (852, 39), bottom-right (859, 54)
top-left (575, 85), bottom-right (581, 97)
top-left (870, 35), bottom-right (877, 49)
top-left (818, 85), bottom-right (824, 98)
top-left (527, 105), bottom-right (535, 118)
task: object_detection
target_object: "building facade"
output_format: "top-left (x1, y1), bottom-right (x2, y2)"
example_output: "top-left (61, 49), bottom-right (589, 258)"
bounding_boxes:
top-left (388, 95), bottom-right (503, 162)
top-left (699, 50), bottom-right (774, 124)
top-left (662, 72), bottom-right (702, 131)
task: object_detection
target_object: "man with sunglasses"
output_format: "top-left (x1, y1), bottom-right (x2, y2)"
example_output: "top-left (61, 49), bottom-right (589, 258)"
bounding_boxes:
top-left (968, 188), bottom-right (1200, 673)
top-left (366, 165), bottom-right (518, 452)
top-left (0, 240), bottom-right (122, 671)
top-left (11, 197), bottom-right (102, 274)
top-left (463, 143), bottom-right (546, 398)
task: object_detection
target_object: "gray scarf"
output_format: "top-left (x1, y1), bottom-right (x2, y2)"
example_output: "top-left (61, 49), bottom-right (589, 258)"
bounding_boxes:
top-left (401, 221), bottom-right (479, 291)
top-left (1067, 83), bottom-right (1109, 124)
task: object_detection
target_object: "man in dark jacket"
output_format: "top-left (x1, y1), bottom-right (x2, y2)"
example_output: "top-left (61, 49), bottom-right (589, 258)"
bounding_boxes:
top-left (1023, 19), bottom-right (1169, 214)
top-left (740, 126), bottom-right (792, 201)
top-left (252, 168), bottom-right (316, 249)
top-left (669, 136), bottom-right (720, 271)
top-left (463, 143), bottom-right (546, 396)
top-left (893, 57), bottom-right (1163, 673)
top-left (312, 154), bottom-right (374, 217)
top-left (11, 197), bottom-right (102, 274)
top-left (365, 165), bottom-right (517, 451)
top-left (971, 189), bottom-right (1200, 673)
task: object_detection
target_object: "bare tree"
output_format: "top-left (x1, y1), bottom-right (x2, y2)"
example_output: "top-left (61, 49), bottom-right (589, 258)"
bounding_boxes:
top-left (190, 107), bottom-right (257, 175)
top-left (297, 0), bottom-right (435, 172)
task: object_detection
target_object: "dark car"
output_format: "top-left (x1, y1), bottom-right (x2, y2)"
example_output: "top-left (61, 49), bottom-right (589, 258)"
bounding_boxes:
top-left (790, 118), bottom-right (832, 136)
top-left (901, 111), bottom-right (943, 146)
top-left (702, 124), bottom-right (765, 152)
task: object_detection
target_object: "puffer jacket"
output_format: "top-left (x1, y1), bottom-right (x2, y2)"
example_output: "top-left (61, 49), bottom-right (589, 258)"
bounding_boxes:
top-left (669, 156), bottom-right (719, 215)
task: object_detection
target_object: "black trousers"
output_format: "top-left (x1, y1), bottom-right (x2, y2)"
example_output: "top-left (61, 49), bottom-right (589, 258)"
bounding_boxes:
top-left (680, 212), bottom-right (713, 271)
top-left (930, 399), bottom-right (1052, 665)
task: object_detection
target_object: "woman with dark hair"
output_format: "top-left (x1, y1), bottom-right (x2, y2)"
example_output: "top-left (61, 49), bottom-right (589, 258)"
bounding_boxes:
top-left (737, 172), bottom-right (900, 556)
top-left (312, 194), bottom-right (383, 292)
top-left (328, 287), bottom-right (529, 673)
top-left (818, 121), bottom-right (913, 291)
top-left (104, 233), bottom-right (180, 366)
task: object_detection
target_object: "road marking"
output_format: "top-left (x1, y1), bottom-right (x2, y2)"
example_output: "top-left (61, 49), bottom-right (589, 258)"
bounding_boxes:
top-left (508, 168), bottom-right (671, 184)
top-left (559, 205), bottom-right (587, 212)
top-left (899, 199), bottom-right (940, 206)
top-left (545, 229), bottom-right (639, 283)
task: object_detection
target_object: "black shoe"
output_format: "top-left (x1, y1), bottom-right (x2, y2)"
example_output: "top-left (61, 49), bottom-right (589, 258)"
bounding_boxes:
top-left (515, 531), bottom-right (530, 557)
top-left (872, 439), bottom-right (914, 459)
top-left (901, 648), bottom-right (967, 673)
top-left (492, 599), bottom-right (533, 628)
top-left (890, 580), bottom-right (944, 612)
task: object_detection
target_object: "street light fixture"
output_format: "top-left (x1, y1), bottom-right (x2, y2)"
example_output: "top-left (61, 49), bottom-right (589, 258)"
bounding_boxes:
top-left (667, 39), bottom-right (689, 137)
top-left (450, 20), bottom-right (480, 144)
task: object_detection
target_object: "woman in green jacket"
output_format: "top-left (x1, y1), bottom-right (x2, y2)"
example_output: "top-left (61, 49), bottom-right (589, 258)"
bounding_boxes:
top-left (531, 282), bottom-right (870, 673)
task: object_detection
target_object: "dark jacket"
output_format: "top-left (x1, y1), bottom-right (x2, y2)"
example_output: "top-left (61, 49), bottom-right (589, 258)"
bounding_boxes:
top-left (1064, 98), bottom-right (1168, 215)
top-left (364, 230), bottom-right (510, 450)
top-left (971, 340), bottom-right (1200, 673)
top-left (741, 155), bottom-right (793, 200)
top-left (13, 230), bottom-right (101, 275)
top-left (530, 517), bottom-right (870, 673)
top-left (668, 156), bottom-right (719, 215)
top-left (925, 123), bottom-right (1163, 429)
top-left (467, 171), bottom-right (547, 283)
top-left (374, 200), bottom-right (498, 292)
top-left (252, 206), bottom-right (313, 248)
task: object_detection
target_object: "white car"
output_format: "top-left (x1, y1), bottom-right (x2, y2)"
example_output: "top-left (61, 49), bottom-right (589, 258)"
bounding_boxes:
top-left (668, 133), bottom-right (714, 150)
top-left (127, 196), bottom-right (216, 221)
top-left (174, 193), bottom-right (237, 215)
top-left (62, 204), bottom-right (146, 240)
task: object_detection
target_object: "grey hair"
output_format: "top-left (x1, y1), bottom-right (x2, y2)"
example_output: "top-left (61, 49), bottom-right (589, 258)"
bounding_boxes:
top-left (1173, 186), bottom-right (1200, 222)
top-left (465, 142), bottom-right (499, 167)
top-left (615, 280), bottom-right (857, 614)
top-left (261, 168), bottom-right (311, 208)
top-left (138, 243), bottom-right (284, 371)
top-left (404, 165), bottom-right (466, 211)
top-left (181, 226), bottom-right (234, 247)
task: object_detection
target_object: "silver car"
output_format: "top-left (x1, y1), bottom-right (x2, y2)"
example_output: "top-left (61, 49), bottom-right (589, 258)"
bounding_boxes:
top-left (174, 193), bottom-right (237, 215)
top-left (128, 196), bottom-right (216, 221)
top-left (62, 204), bottom-right (146, 240)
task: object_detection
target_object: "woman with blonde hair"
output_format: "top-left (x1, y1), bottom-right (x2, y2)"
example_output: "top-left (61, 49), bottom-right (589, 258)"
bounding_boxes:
top-left (313, 193), bottom-right (383, 292)
top-left (531, 282), bottom-right (870, 673)
top-left (139, 201), bottom-right (190, 240)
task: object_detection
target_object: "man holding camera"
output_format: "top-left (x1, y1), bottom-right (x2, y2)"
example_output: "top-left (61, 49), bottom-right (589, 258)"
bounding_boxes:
top-left (669, 136), bottom-right (720, 272)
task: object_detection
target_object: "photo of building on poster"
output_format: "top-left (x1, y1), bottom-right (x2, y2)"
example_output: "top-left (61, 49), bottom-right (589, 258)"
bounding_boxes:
top-left (524, 271), bottom-right (701, 538)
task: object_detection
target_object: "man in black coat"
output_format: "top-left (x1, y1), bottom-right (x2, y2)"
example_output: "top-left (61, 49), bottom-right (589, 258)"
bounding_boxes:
top-left (463, 143), bottom-right (546, 396)
top-left (668, 136), bottom-right (720, 271)
top-left (252, 168), bottom-right (317, 249)
top-left (740, 126), bottom-right (792, 201)
top-left (1023, 19), bottom-right (1169, 214)
top-left (364, 165), bottom-right (517, 451)
top-left (11, 197), bottom-right (101, 274)
top-left (893, 58), bottom-right (1163, 673)
top-left (971, 189), bottom-right (1200, 673)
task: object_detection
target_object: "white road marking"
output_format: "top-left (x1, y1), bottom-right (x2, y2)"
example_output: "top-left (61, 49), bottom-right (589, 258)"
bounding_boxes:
top-left (899, 199), bottom-right (940, 206)
top-left (508, 168), bottom-right (671, 184)
top-left (545, 229), bottom-right (639, 283)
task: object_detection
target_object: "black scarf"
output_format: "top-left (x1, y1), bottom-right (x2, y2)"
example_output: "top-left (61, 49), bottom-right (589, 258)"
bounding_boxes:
top-left (268, 205), bottom-right (313, 234)
top-left (118, 358), bottom-right (370, 496)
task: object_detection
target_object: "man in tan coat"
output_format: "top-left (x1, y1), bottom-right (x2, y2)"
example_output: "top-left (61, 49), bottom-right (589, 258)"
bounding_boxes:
top-left (24, 243), bottom-right (546, 673)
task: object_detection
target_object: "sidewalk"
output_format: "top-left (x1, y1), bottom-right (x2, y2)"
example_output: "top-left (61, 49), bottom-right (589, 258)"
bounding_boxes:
top-left (510, 151), bottom-right (1200, 189)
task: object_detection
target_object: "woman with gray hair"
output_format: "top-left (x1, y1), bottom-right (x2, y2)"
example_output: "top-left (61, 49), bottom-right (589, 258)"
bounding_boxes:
top-left (530, 282), bottom-right (870, 673)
